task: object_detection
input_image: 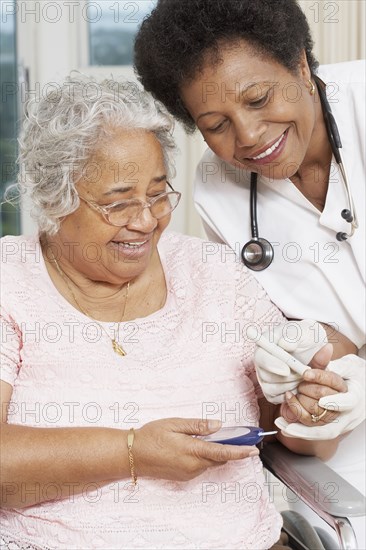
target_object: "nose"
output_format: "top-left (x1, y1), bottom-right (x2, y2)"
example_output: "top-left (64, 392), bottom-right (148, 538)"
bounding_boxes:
top-left (234, 113), bottom-right (267, 149)
top-left (127, 204), bottom-right (158, 232)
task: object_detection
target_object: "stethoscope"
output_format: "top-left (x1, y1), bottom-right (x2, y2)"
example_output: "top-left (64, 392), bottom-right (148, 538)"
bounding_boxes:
top-left (241, 75), bottom-right (359, 272)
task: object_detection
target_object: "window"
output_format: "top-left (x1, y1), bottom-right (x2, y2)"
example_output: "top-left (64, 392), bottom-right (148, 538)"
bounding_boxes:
top-left (88, 0), bottom-right (157, 66)
top-left (0, 0), bottom-right (20, 236)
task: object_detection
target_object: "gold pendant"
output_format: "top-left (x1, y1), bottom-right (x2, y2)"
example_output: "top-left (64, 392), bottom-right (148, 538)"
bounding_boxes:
top-left (112, 339), bottom-right (127, 356)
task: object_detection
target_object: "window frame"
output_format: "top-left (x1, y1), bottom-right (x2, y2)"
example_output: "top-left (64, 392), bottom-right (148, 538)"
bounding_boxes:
top-left (0, 0), bottom-right (20, 236)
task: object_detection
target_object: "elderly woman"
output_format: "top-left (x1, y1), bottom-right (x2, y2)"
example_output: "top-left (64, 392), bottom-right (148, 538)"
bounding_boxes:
top-left (0, 75), bottom-right (360, 550)
top-left (134, 0), bottom-right (365, 543)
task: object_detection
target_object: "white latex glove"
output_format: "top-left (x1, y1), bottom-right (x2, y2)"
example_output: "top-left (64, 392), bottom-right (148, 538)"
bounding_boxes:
top-left (275, 355), bottom-right (366, 440)
top-left (254, 320), bottom-right (328, 404)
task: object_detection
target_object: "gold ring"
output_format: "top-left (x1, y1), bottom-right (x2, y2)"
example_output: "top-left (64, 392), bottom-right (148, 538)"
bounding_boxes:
top-left (311, 407), bottom-right (327, 423)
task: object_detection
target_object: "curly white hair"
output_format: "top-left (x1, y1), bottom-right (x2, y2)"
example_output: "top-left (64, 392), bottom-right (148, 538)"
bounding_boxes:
top-left (16, 73), bottom-right (177, 235)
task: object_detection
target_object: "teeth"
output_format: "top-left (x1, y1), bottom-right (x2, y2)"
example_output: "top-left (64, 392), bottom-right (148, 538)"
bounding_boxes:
top-left (251, 132), bottom-right (285, 160)
top-left (116, 241), bottom-right (147, 248)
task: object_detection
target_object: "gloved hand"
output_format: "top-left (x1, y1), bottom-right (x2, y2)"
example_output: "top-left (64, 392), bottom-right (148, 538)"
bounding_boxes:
top-left (275, 355), bottom-right (366, 440)
top-left (254, 320), bottom-right (328, 404)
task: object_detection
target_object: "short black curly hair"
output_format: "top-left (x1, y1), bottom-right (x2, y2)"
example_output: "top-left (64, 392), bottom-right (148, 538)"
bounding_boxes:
top-left (134, 0), bottom-right (318, 132)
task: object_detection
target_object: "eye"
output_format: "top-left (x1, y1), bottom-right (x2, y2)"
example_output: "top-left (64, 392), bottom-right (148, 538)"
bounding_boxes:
top-left (148, 190), bottom-right (166, 199)
top-left (109, 202), bottom-right (131, 213)
top-left (206, 119), bottom-right (228, 134)
top-left (249, 90), bottom-right (271, 108)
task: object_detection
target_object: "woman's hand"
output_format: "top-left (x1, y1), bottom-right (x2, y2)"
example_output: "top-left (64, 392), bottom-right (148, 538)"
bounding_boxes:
top-left (278, 343), bottom-right (343, 426)
top-left (278, 366), bottom-right (347, 427)
top-left (134, 418), bottom-right (258, 481)
top-left (276, 355), bottom-right (366, 440)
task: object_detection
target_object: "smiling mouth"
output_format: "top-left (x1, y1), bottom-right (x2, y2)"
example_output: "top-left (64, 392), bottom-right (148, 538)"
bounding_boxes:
top-left (248, 131), bottom-right (287, 160)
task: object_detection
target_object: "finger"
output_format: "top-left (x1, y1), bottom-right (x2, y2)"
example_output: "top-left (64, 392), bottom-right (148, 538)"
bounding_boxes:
top-left (280, 421), bottom-right (337, 441)
top-left (280, 402), bottom-right (300, 423)
top-left (326, 355), bottom-right (366, 380)
top-left (297, 393), bottom-right (320, 412)
top-left (309, 343), bottom-right (333, 369)
top-left (297, 381), bottom-right (339, 400)
top-left (303, 368), bottom-right (348, 392)
top-left (281, 391), bottom-right (329, 427)
top-left (285, 391), bottom-right (339, 426)
top-left (297, 394), bottom-right (343, 426)
top-left (256, 367), bottom-right (298, 384)
top-left (280, 394), bottom-right (333, 425)
top-left (281, 392), bottom-right (311, 425)
top-left (318, 391), bottom-right (356, 412)
top-left (276, 320), bottom-right (310, 353)
top-left (186, 457), bottom-right (226, 473)
top-left (194, 440), bottom-right (259, 463)
top-left (282, 393), bottom-right (325, 421)
top-left (255, 349), bottom-right (291, 376)
top-left (274, 416), bottom-right (290, 432)
top-left (169, 418), bottom-right (222, 436)
top-left (276, 337), bottom-right (298, 354)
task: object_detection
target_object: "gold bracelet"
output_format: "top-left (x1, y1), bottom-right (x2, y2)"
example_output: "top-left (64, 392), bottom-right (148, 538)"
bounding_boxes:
top-left (127, 428), bottom-right (138, 486)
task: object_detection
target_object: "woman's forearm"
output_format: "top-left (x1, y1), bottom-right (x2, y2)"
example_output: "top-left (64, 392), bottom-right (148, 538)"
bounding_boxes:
top-left (0, 424), bottom-right (131, 509)
top-left (277, 430), bottom-right (340, 460)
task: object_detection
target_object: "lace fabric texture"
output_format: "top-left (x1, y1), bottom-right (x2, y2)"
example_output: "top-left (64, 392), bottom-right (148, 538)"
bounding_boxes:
top-left (0, 534), bottom-right (45, 550)
top-left (0, 232), bottom-right (283, 549)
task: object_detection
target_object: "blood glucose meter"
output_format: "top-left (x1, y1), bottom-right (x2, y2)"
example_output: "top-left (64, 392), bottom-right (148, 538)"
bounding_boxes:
top-left (201, 426), bottom-right (277, 446)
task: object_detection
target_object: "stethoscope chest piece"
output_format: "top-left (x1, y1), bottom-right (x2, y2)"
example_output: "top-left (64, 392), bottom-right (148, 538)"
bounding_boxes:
top-left (241, 237), bottom-right (274, 271)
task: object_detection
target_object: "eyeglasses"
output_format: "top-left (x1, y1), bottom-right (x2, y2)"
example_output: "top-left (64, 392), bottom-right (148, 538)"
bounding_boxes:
top-left (78, 183), bottom-right (181, 227)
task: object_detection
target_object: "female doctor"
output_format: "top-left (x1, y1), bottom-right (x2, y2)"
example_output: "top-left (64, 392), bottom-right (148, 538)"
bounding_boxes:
top-left (134, 0), bottom-right (365, 543)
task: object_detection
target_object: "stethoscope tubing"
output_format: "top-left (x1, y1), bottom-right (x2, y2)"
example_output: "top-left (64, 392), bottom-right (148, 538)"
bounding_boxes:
top-left (314, 75), bottom-right (358, 233)
top-left (250, 172), bottom-right (259, 239)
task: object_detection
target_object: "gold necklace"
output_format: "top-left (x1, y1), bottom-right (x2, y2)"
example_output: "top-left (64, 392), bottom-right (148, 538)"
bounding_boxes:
top-left (48, 248), bottom-right (130, 357)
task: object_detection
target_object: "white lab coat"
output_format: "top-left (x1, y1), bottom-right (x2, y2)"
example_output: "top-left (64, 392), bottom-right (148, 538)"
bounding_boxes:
top-left (194, 60), bottom-right (366, 544)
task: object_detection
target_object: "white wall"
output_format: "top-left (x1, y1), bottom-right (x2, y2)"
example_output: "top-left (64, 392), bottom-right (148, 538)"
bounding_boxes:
top-left (14, 0), bottom-right (365, 236)
top-left (299, 0), bottom-right (365, 63)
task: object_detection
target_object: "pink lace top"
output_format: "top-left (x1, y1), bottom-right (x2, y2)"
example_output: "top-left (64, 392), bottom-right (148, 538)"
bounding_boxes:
top-left (0, 232), bottom-right (283, 549)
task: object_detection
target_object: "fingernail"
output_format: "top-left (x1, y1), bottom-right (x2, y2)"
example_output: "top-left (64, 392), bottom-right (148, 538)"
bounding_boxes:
top-left (207, 420), bottom-right (222, 430)
top-left (305, 371), bottom-right (315, 380)
top-left (249, 450), bottom-right (259, 457)
top-left (285, 391), bottom-right (293, 400)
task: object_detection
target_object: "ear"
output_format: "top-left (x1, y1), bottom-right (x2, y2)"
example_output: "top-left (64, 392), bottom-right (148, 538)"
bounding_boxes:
top-left (298, 49), bottom-right (312, 81)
